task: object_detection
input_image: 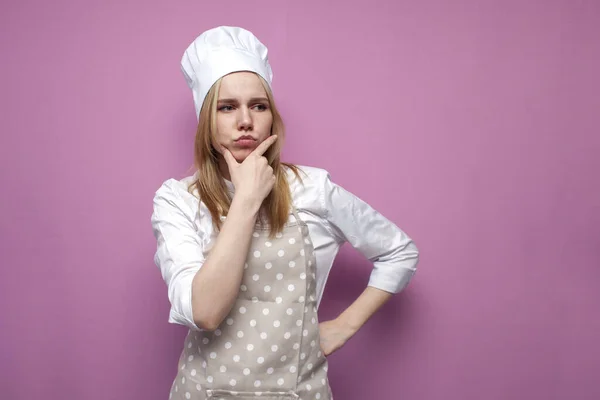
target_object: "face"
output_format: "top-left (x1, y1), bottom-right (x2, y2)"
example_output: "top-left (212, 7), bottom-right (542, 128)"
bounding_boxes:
top-left (214, 72), bottom-right (273, 162)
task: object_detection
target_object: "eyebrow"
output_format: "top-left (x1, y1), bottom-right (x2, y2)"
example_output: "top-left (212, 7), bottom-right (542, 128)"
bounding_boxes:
top-left (217, 97), bottom-right (269, 104)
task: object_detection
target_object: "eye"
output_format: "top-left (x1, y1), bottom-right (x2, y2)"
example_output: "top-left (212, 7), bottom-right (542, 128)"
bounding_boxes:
top-left (218, 105), bottom-right (235, 112)
top-left (253, 103), bottom-right (269, 111)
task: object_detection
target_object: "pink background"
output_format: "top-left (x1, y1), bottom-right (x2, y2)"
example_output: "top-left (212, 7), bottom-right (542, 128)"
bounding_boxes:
top-left (2, 1), bottom-right (599, 399)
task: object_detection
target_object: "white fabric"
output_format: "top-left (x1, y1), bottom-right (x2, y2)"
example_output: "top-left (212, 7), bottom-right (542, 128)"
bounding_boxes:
top-left (151, 166), bottom-right (419, 331)
top-left (181, 26), bottom-right (273, 119)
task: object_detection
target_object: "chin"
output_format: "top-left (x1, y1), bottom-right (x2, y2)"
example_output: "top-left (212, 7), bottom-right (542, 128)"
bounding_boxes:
top-left (232, 149), bottom-right (253, 161)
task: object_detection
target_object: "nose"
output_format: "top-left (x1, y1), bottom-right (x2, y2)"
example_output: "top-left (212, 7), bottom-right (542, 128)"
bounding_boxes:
top-left (237, 107), bottom-right (253, 131)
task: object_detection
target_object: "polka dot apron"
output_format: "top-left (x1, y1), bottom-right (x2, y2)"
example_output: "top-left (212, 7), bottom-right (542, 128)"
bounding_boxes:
top-left (170, 207), bottom-right (333, 400)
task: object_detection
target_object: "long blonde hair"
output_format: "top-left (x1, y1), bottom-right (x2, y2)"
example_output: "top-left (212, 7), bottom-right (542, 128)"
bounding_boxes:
top-left (189, 73), bottom-right (302, 237)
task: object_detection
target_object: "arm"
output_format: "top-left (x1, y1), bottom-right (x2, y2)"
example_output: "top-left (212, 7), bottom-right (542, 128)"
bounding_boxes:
top-left (151, 186), bottom-right (261, 332)
top-left (319, 171), bottom-right (419, 353)
top-left (190, 195), bottom-right (260, 330)
top-left (191, 136), bottom-right (279, 329)
top-left (319, 287), bottom-right (392, 356)
top-left (151, 136), bottom-right (279, 331)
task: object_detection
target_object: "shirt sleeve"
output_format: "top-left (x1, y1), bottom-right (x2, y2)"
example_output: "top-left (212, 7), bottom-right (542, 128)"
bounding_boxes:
top-left (151, 181), bottom-right (204, 331)
top-left (320, 172), bottom-right (419, 294)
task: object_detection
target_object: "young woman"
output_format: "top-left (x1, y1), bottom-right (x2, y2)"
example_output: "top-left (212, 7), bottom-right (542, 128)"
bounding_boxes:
top-left (151, 26), bottom-right (419, 400)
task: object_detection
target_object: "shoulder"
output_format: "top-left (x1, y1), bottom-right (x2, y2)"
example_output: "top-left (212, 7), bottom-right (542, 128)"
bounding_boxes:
top-left (284, 164), bottom-right (332, 210)
top-left (151, 173), bottom-right (203, 223)
top-left (285, 164), bottom-right (330, 187)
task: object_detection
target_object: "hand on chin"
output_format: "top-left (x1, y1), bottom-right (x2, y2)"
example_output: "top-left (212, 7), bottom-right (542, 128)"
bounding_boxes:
top-left (229, 147), bottom-right (253, 163)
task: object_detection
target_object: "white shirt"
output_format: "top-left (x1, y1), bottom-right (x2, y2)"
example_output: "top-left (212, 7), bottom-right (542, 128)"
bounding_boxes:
top-left (151, 165), bottom-right (419, 331)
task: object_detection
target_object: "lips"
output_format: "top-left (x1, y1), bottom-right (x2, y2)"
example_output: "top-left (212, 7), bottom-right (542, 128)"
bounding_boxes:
top-left (235, 135), bottom-right (256, 142)
top-left (234, 136), bottom-right (258, 149)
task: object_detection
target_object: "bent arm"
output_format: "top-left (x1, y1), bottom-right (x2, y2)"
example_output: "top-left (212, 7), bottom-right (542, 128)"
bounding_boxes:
top-left (336, 286), bottom-right (393, 334)
top-left (152, 182), bottom-right (261, 331)
top-left (317, 172), bottom-right (419, 353)
top-left (322, 171), bottom-right (419, 295)
top-left (190, 195), bottom-right (260, 330)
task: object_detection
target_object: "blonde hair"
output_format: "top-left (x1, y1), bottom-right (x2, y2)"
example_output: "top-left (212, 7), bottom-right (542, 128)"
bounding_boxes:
top-left (189, 74), bottom-right (302, 237)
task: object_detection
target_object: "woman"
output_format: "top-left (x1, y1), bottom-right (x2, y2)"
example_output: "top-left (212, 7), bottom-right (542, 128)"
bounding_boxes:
top-left (151, 26), bottom-right (419, 400)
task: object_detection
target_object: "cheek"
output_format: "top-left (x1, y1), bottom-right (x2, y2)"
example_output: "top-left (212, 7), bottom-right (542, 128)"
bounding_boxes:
top-left (214, 117), bottom-right (231, 143)
top-left (256, 114), bottom-right (274, 135)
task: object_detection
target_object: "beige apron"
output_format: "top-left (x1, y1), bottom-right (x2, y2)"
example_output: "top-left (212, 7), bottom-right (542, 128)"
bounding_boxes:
top-left (169, 207), bottom-right (333, 400)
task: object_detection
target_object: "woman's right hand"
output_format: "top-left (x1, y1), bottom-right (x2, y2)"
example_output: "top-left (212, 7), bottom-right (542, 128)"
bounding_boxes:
top-left (221, 135), bottom-right (278, 208)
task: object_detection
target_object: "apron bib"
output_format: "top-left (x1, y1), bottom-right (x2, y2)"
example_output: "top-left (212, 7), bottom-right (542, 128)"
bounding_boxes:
top-left (169, 208), bottom-right (332, 400)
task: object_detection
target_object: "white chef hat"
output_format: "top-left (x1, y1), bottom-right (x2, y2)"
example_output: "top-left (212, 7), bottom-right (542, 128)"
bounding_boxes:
top-left (181, 26), bottom-right (274, 120)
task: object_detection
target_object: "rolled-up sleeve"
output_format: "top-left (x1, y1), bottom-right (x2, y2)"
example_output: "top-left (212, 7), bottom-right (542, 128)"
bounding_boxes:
top-left (151, 181), bottom-right (204, 331)
top-left (321, 172), bottom-right (419, 294)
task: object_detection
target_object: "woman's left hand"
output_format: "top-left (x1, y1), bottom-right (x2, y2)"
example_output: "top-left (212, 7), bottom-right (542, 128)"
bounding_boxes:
top-left (318, 319), bottom-right (355, 356)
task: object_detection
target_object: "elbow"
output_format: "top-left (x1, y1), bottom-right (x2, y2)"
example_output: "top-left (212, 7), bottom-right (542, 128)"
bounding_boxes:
top-left (195, 318), bottom-right (221, 332)
top-left (410, 251), bottom-right (420, 274)
top-left (189, 276), bottom-right (223, 331)
top-left (408, 241), bottom-right (420, 268)
top-left (192, 308), bottom-right (224, 332)
top-left (413, 246), bottom-right (420, 265)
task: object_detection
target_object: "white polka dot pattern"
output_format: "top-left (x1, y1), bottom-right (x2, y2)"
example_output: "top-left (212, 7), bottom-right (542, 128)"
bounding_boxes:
top-left (169, 210), bottom-right (330, 399)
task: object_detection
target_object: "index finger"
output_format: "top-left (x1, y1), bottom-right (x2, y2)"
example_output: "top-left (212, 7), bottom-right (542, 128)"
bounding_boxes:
top-left (251, 135), bottom-right (278, 157)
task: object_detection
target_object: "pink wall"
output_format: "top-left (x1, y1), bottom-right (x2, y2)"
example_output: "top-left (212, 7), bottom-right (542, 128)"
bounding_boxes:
top-left (2, 1), bottom-right (599, 399)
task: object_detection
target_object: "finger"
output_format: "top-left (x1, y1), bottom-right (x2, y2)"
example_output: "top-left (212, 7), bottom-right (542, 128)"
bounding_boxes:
top-left (251, 135), bottom-right (278, 157)
top-left (221, 147), bottom-right (239, 169)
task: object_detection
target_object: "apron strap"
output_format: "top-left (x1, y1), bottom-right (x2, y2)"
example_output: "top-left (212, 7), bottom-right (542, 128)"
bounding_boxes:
top-left (290, 204), bottom-right (302, 225)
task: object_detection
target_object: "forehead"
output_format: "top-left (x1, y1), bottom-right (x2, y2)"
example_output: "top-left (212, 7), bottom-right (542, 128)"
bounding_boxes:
top-left (218, 72), bottom-right (267, 99)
